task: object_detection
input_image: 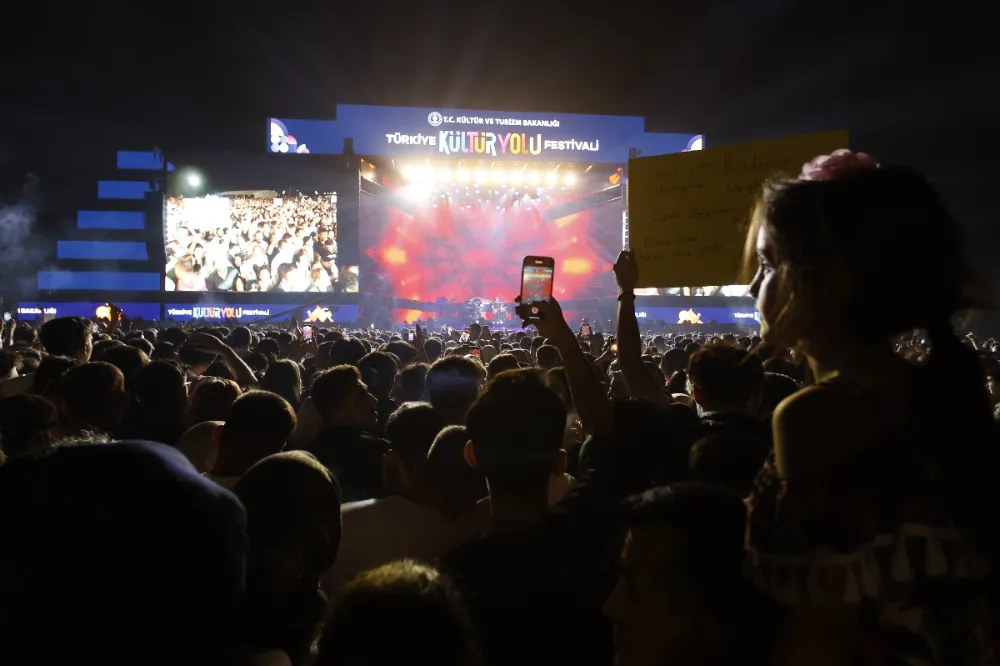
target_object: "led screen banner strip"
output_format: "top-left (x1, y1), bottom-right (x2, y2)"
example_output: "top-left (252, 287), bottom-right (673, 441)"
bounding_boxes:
top-left (635, 306), bottom-right (760, 325)
top-left (163, 301), bottom-right (359, 323)
top-left (17, 302), bottom-right (162, 321)
top-left (13, 302), bottom-right (359, 323)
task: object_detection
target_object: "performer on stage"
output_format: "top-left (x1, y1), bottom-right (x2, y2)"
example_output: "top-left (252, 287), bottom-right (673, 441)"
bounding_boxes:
top-left (491, 297), bottom-right (506, 324)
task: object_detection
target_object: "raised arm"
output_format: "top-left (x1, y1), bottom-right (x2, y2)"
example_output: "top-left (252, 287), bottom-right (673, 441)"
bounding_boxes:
top-left (186, 332), bottom-right (260, 389)
top-left (412, 324), bottom-right (429, 363)
top-left (518, 297), bottom-right (613, 441)
top-left (613, 251), bottom-right (670, 407)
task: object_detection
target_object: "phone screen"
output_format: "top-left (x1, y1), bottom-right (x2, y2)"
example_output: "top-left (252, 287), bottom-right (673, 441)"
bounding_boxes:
top-left (2, 312), bottom-right (10, 322)
top-left (581, 324), bottom-right (592, 337)
top-left (302, 326), bottom-right (314, 341)
top-left (521, 263), bottom-right (554, 303)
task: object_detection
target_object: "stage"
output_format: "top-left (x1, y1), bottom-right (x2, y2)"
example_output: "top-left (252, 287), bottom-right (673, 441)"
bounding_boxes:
top-left (10, 106), bottom-right (758, 332)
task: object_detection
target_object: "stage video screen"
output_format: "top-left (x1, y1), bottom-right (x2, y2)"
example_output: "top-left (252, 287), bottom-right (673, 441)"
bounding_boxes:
top-left (360, 171), bottom-right (623, 304)
top-left (165, 193), bottom-right (358, 293)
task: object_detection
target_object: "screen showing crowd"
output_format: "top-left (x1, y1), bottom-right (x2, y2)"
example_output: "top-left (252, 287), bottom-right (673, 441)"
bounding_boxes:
top-left (165, 193), bottom-right (359, 293)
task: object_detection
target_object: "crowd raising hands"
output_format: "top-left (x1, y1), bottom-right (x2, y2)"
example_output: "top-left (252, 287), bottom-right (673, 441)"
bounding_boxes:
top-left (1, 151), bottom-right (999, 666)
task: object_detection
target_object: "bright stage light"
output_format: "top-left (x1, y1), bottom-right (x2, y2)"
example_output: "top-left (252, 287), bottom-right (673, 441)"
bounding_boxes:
top-left (187, 173), bottom-right (202, 188)
top-left (439, 168), bottom-right (451, 181)
top-left (403, 182), bottom-right (434, 202)
top-left (492, 170), bottom-right (506, 183)
top-left (509, 170), bottom-right (523, 184)
top-left (457, 169), bottom-right (470, 182)
top-left (402, 166), bottom-right (417, 181)
top-left (419, 165), bottom-right (434, 180)
top-left (545, 172), bottom-right (558, 185)
top-left (528, 171), bottom-right (541, 185)
top-left (563, 173), bottom-right (576, 186)
top-left (475, 169), bottom-right (489, 183)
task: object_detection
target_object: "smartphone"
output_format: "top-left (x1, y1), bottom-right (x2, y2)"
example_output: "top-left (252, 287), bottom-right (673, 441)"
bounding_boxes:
top-left (580, 323), bottom-right (593, 337)
top-left (302, 325), bottom-right (314, 341)
top-left (2, 312), bottom-right (10, 322)
top-left (520, 256), bottom-right (555, 319)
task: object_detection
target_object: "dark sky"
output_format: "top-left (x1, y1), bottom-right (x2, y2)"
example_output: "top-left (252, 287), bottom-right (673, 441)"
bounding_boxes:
top-left (2, 0), bottom-right (997, 277)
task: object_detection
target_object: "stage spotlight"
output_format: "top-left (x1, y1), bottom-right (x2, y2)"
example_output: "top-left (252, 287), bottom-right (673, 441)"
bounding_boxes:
top-left (545, 172), bottom-right (558, 185)
top-left (439, 168), bottom-right (452, 181)
top-left (402, 165), bottom-right (417, 180)
top-left (492, 170), bottom-right (506, 183)
top-left (419, 165), bottom-right (434, 180)
top-left (528, 171), bottom-right (541, 185)
top-left (475, 169), bottom-right (489, 183)
top-left (509, 170), bottom-right (523, 184)
top-left (563, 173), bottom-right (576, 186)
top-left (187, 173), bottom-right (202, 188)
top-left (403, 182), bottom-right (433, 202)
top-left (457, 168), bottom-right (470, 182)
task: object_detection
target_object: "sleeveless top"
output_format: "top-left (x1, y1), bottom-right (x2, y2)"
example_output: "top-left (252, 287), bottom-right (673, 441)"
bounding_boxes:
top-left (746, 381), bottom-right (997, 666)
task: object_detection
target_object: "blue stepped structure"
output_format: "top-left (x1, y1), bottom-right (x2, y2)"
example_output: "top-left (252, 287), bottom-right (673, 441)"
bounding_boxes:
top-left (35, 149), bottom-right (170, 309)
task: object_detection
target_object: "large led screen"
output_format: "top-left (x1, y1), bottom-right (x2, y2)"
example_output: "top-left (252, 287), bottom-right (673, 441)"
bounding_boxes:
top-left (165, 193), bottom-right (358, 293)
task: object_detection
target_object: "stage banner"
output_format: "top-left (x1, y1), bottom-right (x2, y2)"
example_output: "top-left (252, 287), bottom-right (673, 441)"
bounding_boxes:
top-left (269, 106), bottom-right (703, 164)
top-left (627, 129), bottom-right (849, 288)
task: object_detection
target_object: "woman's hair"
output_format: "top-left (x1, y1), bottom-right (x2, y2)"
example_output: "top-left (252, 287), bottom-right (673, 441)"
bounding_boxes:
top-left (744, 164), bottom-right (1000, 561)
top-left (260, 359), bottom-right (303, 409)
top-left (743, 166), bottom-right (964, 340)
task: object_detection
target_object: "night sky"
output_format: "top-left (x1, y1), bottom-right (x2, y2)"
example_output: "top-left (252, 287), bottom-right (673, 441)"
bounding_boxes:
top-left (1, 0), bottom-right (996, 286)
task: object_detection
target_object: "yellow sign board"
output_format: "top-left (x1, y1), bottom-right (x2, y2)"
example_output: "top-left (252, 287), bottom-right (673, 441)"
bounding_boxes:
top-left (627, 129), bottom-right (849, 288)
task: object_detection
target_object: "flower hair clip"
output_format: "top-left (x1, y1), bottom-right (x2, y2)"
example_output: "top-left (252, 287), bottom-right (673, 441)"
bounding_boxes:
top-left (799, 149), bottom-right (880, 182)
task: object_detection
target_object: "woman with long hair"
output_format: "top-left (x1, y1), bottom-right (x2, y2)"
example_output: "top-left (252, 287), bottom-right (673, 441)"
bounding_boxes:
top-left (744, 150), bottom-right (998, 666)
top-left (261, 359), bottom-right (303, 410)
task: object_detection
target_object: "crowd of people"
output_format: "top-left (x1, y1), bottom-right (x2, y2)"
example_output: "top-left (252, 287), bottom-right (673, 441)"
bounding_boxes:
top-left (1, 150), bottom-right (999, 666)
top-left (165, 194), bottom-right (358, 293)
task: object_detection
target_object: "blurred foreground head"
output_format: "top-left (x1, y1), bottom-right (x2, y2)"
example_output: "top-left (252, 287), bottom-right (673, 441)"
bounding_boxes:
top-left (0, 440), bottom-right (247, 665)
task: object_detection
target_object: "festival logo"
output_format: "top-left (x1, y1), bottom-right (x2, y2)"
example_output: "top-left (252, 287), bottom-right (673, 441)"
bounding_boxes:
top-left (305, 305), bottom-right (337, 323)
top-left (269, 119), bottom-right (310, 154)
top-left (678, 308), bottom-right (703, 324)
top-left (94, 305), bottom-right (124, 321)
top-left (433, 131), bottom-right (599, 157)
top-left (427, 112), bottom-right (444, 127)
top-left (683, 135), bottom-right (705, 152)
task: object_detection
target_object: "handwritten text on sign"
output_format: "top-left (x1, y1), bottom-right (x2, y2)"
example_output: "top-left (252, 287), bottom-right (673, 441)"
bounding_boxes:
top-left (627, 129), bottom-right (849, 288)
